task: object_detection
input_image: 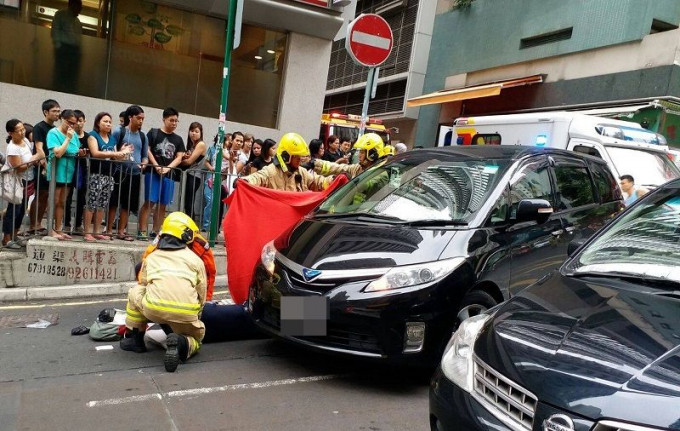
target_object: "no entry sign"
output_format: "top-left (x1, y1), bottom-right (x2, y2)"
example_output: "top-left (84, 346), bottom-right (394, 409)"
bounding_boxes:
top-left (346, 14), bottom-right (393, 67)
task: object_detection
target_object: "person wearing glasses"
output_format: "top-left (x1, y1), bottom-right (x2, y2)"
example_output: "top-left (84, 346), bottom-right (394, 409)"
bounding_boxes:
top-left (45, 109), bottom-right (81, 240)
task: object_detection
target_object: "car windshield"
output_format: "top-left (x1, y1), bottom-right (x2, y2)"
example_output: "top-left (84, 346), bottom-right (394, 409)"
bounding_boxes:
top-left (606, 146), bottom-right (680, 187)
top-left (316, 158), bottom-right (510, 223)
top-left (565, 188), bottom-right (680, 282)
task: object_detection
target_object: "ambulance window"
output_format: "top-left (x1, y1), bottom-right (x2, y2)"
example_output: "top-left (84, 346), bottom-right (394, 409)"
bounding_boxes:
top-left (573, 145), bottom-right (602, 158)
top-left (471, 134), bottom-right (501, 146)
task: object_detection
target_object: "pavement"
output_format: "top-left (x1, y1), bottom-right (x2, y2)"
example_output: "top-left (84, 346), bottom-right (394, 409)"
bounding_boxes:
top-left (0, 231), bottom-right (229, 303)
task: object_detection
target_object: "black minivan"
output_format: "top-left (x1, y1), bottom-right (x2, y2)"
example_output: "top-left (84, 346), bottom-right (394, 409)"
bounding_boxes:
top-left (248, 146), bottom-right (623, 363)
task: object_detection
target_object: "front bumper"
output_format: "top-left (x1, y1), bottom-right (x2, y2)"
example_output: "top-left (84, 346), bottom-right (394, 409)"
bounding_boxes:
top-left (247, 262), bottom-right (456, 362)
top-left (429, 367), bottom-right (596, 431)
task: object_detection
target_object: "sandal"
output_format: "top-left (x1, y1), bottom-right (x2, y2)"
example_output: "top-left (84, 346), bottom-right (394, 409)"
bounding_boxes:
top-left (116, 234), bottom-right (135, 242)
top-left (94, 234), bottom-right (111, 241)
top-left (84, 235), bottom-right (97, 242)
top-left (59, 233), bottom-right (73, 241)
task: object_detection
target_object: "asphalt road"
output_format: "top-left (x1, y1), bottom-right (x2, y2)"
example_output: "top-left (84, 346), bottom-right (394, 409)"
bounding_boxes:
top-left (0, 295), bottom-right (431, 431)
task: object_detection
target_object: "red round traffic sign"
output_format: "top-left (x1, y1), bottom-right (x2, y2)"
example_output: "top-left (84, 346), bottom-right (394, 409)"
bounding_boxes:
top-left (345, 14), bottom-right (393, 67)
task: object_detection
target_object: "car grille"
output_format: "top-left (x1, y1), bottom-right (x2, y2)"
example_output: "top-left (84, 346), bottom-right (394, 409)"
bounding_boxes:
top-left (299, 327), bottom-right (381, 353)
top-left (473, 358), bottom-right (537, 430)
top-left (287, 271), bottom-right (339, 294)
top-left (592, 421), bottom-right (664, 431)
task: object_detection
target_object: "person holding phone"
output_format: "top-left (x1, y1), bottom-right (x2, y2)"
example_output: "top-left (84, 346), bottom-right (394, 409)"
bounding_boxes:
top-left (45, 109), bottom-right (81, 240)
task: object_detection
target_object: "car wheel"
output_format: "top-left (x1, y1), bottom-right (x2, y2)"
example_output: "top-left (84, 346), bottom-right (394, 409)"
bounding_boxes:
top-left (455, 290), bottom-right (497, 328)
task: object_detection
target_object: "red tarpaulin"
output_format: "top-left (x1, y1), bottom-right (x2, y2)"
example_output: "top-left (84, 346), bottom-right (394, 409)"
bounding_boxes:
top-left (223, 176), bottom-right (348, 304)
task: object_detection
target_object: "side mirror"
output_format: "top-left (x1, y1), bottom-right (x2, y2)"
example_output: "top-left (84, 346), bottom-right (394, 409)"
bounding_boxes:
top-left (516, 199), bottom-right (553, 224)
top-left (567, 238), bottom-right (587, 257)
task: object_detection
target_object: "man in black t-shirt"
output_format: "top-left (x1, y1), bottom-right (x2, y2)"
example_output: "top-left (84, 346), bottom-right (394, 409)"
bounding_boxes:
top-left (138, 107), bottom-right (185, 240)
top-left (28, 99), bottom-right (61, 235)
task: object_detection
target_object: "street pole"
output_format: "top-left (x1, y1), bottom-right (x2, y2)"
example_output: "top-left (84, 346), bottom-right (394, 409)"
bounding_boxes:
top-left (358, 67), bottom-right (378, 136)
top-left (209, 0), bottom-right (239, 246)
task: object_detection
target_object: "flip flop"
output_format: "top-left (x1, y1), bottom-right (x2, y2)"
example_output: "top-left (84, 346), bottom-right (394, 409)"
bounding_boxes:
top-left (94, 234), bottom-right (111, 241)
top-left (116, 234), bottom-right (135, 242)
top-left (84, 235), bottom-right (97, 242)
top-left (59, 233), bottom-right (73, 241)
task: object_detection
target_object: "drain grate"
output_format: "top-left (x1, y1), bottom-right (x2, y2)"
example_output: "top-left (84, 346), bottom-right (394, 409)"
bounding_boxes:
top-left (0, 313), bottom-right (59, 328)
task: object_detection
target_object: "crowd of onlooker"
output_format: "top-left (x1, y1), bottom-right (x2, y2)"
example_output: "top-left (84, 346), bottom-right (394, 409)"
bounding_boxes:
top-left (1, 99), bottom-right (380, 249)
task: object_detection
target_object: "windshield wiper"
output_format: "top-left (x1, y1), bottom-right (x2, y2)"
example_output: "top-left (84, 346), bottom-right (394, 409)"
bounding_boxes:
top-left (569, 270), bottom-right (680, 289)
top-left (313, 212), bottom-right (366, 219)
top-left (401, 219), bottom-right (468, 227)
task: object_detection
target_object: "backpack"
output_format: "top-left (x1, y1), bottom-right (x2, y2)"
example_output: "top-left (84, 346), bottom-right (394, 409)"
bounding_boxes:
top-left (88, 308), bottom-right (126, 341)
top-left (115, 126), bottom-right (149, 173)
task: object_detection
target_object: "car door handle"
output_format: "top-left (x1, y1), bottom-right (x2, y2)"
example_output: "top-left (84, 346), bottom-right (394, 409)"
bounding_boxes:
top-left (565, 226), bottom-right (576, 234)
top-left (551, 229), bottom-right (564, 236)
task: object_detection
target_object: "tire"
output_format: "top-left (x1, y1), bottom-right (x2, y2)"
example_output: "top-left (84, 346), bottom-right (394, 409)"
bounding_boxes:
top-left (454, 290), bottom-right (498, 329)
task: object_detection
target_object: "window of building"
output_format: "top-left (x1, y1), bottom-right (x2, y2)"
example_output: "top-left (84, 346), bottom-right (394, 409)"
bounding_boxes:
top-left (520, 27), bottom-right (573, 49)
top-left (0, 0), bottom-right (286, 128)
top-left (651, 19), bottom-right (678, 34)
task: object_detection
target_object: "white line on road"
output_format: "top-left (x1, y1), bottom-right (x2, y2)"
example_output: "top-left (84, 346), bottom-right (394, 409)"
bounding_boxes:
top-left (87, 374), bottom-right (344, 408)
top-left (351, 31), bottom-right (391, 50)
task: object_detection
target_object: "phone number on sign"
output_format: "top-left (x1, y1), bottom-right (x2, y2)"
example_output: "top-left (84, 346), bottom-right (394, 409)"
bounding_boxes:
top-left (67, 267), bottom-right (118, 281)
top-left (27, 263), bottom-right (66, 277)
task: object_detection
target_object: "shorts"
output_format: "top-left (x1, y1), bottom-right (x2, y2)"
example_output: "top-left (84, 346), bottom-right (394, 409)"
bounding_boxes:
top-left (110, 172), bottom-right (141, 211)
top-left (144, 172), bottom-right (174, 206)
top-left (33, 166), bottom-right (49, 194)
top-left (85, 174), bottom-right (115, 210)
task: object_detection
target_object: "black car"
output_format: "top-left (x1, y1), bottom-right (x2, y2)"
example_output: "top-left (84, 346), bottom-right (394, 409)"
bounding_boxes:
top-left (248, 146), bottom-right (623, 363)
top-left (430, 178), bottom-right (680, 430)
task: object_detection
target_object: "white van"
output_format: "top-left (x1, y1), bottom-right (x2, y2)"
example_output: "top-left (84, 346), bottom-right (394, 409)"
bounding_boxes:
top-left (450, 112), bottom-right (680, 188)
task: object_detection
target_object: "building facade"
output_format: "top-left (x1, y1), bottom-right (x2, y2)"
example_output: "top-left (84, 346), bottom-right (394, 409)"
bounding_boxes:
top-left (0, 0), bottom-right (346, 151)
top-left (323, 0), bottom-right (436, 147)
top-left (412, 0), bottom-right (680, 147)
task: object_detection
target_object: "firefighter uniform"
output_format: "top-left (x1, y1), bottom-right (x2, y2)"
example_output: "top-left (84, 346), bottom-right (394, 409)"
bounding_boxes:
top-left (121, 212), bottom-right (207, 373)
top-left (244, 132), bottom-right (333, 192)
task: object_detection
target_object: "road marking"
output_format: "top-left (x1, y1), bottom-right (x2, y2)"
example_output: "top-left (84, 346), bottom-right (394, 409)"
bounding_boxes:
top-left (87, 374), bottom-right (343, 408)
top-left (351, 31), bottom-right (391, 50)
top-left (0, 291), bottom-right (230, 310)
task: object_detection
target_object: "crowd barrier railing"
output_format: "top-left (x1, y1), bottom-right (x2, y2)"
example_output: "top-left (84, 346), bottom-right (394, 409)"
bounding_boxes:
top-left (0, 156), bottom-right (43, 248)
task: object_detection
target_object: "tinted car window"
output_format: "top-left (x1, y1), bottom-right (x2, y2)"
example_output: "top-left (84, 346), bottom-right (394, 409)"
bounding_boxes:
top-left (589, 161), bottom-right (620, 203)
top-left (573, 145), bottom-right (602, 158)
top-left (553, 162), bottom-right (596, 209)
top-left (509, 158), bottom-right (553, 219)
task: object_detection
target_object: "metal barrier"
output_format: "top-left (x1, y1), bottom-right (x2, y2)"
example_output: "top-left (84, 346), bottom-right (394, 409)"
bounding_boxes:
top-left (45, 155), bottom-right (237, 243)
top-left (2, 151), bottom-right (238, 248)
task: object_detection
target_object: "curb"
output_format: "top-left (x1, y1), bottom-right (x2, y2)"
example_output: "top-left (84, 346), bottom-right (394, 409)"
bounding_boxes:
top-left (0, 275), bottom-right (228, 302)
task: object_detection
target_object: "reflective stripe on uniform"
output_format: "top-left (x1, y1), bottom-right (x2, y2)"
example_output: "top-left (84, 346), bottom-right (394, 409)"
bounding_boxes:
top-left (125, 305), bottom-right (146, 322)
top-left (319, 161), bottom-right (332, 176)
top-left (145, 267), bottom-right (199, 285)
top-left (143, 295), bottom-right (201, 315)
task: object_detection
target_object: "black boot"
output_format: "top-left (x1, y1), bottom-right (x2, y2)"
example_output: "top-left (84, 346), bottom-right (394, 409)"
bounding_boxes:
top-left (120, 328), bottom-right (147, 353)
top-left (164, 333), bottom-right (189, 372)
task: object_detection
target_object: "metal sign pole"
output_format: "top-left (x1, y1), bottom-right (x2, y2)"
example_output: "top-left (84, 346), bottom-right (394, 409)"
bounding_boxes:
top-left (209, 0), bottom-right (240, 246)
top-left (359, 67), bottom-right (377, 136)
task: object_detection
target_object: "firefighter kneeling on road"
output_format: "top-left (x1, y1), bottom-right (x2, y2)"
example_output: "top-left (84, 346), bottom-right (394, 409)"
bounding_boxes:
top-left (120, 212), bottom-right (207, 373)
top-left (313, 132), bottom-right (389, 179)
top-left (244, 132), bottom-right (333, 191)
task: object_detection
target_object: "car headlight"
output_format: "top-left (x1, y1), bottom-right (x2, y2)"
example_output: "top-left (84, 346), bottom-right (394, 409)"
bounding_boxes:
top-left (364, 257), bottom-right (465, 293)
top-left (260, 240), bottom-right (276, 275)
top-left (441, 314), bottom-right (490, 393)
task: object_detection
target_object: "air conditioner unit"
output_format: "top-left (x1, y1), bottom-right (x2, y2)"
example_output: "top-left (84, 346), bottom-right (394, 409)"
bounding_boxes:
top-left (375, 0), bottom-right (407, 16)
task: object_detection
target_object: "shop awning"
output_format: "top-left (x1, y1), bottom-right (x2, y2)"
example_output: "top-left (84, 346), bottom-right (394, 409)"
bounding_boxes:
top-left (407, 74), bottom-right (544, 108)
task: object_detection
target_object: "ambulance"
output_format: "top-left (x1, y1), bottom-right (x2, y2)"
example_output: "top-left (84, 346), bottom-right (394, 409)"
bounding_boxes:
top-left (450, 112), bottom-right (680, 188)
top-left (320, 113), bottom-right (390, 145)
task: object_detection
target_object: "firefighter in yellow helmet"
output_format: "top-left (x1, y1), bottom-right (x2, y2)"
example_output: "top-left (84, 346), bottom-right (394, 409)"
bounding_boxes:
top-left (245, 132), bottom-right (333, 191)
top-left (314, 132), bottom-right (388, 179)
top-left (121, 212), bottom-right (208, 373)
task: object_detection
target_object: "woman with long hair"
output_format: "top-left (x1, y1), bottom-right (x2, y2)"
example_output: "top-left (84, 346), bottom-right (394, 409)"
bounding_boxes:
top-left (180, 122), bottom-right (207, 218)
top-left (82, 112), bottom-right (130, 241)
top-left (250, 138), bottom-right (276, 173)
